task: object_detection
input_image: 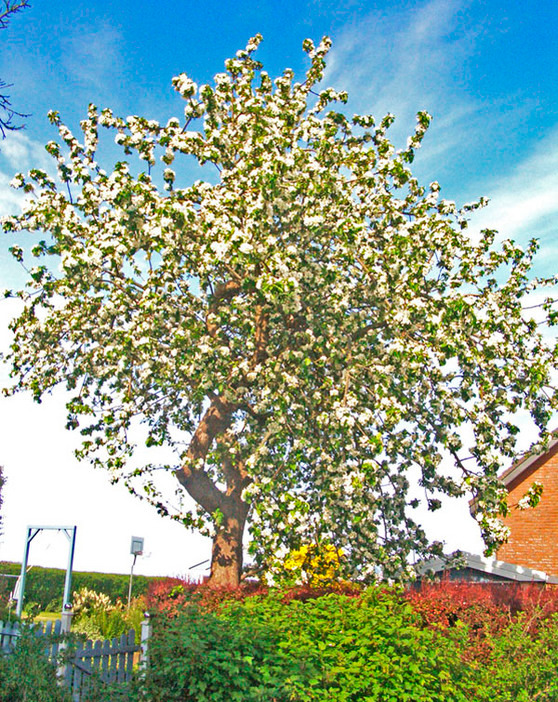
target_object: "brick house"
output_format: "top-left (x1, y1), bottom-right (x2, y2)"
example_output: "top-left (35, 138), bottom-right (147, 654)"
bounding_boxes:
top-left (496, 435), bottom-right (558, 576)
top-left (419, 436), bottom-right (558, 584)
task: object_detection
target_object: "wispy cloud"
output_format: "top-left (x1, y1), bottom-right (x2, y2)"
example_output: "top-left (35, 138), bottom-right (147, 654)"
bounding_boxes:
top-left (0, 132), bottom-right (54, 292)
top-left (325, 0), bottom-right (557, 271)
top-left (60, 20), bottom-right (126, 98)
top-left (470, 129), bottom-right (558, 242)
top-left (0, 172), bottom-right (23, 216)
top-left (324, 0), bottom-right (540, 192)
top-left (0, 131), bottom-right (50, 174)
top-left (326, 0), bottom-right (477, 141)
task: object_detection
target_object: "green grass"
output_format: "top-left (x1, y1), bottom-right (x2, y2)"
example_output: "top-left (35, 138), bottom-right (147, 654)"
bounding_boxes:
top-left (33, 611), bottom-right (61, 622)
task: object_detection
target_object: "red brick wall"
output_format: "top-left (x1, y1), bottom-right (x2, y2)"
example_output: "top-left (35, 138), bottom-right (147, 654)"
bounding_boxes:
top-left (497, 443), bottom-right (558, 576)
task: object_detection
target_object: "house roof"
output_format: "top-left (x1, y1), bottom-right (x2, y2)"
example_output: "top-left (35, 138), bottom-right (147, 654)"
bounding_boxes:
top-left (498, 434), bottom-right (558, 489)
top-left (418, 551), bottom-right (558, 583)
top-left (469, 431), bottom-right (558, 512)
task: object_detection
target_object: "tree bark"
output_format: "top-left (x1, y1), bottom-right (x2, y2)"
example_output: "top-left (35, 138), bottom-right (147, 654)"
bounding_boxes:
top-left (209, 500), bottom-right (249, 587)
top-left (175, 395), bottom-right (251, 588)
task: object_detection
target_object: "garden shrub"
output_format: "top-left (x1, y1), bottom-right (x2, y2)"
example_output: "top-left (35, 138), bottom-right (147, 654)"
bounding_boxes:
top-left (405, 580), bottom-right (558, 665)
top-left (472, 610), bottom-right (558, 702)
top-left (141, 581), bottom-right (558, 700)
top-left (278, 542), bottom-right (345, 587)
top-left (142, 588), bottom-right (473, 701)
top-left (405, 581), bottom-right (510, 663)
top-left (71, 587), bottom-right (146, 641)
top-left (145, 577), bottom-right (271, 616)
top-left (0, 625), bottom-right (70, 702)
top-left (145, 576), bottom-right (361, 618)
top-left (407, 580), bottom-right (558, 623)
top-left (5, 574), bottom-right (558, 700)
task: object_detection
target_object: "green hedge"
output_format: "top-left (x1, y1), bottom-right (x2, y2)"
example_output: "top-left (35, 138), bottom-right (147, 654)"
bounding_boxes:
top-left (0, 561), bottom-right (163, 611)
top-left (4, 580), bottom-right (558, 700)
top-left (141, 589), bottom-right (473, 702)
top-left (136, 585), bottom-right (558, 701)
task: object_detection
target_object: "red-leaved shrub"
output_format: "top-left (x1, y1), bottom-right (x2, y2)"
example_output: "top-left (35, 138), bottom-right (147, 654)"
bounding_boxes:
top-left (405, 579), bottom-right (558, 662)
top-left (146, 577), bottom-right (362, 617)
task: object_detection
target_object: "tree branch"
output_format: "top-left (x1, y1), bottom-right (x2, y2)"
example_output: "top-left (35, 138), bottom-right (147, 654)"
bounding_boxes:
top-left (0, 1), bottom-right (31, 137)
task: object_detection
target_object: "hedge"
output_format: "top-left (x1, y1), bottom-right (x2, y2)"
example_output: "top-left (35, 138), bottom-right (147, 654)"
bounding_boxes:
top-left (0, 561), bottom-right (165, 611)
top-left (138, 581), bottom-right (558, 701)
top-left (141, 588), bottom-right (473, 702)
top-left (4, 577), bottom-right (558, 700)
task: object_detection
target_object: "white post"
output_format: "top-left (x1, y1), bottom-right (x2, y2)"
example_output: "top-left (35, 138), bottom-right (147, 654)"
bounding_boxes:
top-left (61, 527), bottom-right (77, 611)
top-left (60, 604), bottom-right (73, 634)
top-left (140, 612), bottom-right (151, 670)
top-left (57, 604), bottom-right (74, 682)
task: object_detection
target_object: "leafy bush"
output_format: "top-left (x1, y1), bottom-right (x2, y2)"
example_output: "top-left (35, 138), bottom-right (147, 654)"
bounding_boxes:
top-left (405, 580), bottom-right (558, 665)
top-left (145, 576), bottom-right (362, 619)
top-left (142, 588), bottom-right (472, 701)
top-left (407, 580), bottom-right (558, 623)
top-left (72, 587), bottom-right (146, 641)
top-left (281, 543), bottom-right (344, 587)
top-left (6, 574), bottom-right (558, 700)
top-left (405, 581), bottom-right (509, 663)
top-left (468, 610), bottom-right (558, 702)
top-left (140, 581), bottom-right (558, 700)
top-left (145, 577), bottom-right (266, 616)
top-left (0, 625), bottom-right (70, 702)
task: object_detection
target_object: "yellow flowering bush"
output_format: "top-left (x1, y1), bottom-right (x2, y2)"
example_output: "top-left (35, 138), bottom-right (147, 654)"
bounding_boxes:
top-left (283, 543), bottom-right (343, 586)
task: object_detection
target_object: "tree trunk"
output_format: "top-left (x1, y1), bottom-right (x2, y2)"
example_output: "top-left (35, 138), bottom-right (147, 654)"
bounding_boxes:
top-left (175, 395), bottom-right (252, 589)
top-left (208, 504), bottom-right (248, 588)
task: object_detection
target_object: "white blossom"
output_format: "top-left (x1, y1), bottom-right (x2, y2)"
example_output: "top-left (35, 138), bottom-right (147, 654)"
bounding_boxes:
top-left (2, 35), bottom-right (556, 585)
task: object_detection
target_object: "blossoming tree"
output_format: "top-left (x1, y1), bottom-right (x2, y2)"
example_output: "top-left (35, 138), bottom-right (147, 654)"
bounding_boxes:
top-left (3, 36), bottom-right (557, 586)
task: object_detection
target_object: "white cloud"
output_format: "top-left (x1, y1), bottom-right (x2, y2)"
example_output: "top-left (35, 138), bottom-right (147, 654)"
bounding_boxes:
top-left (61, 21), bottom-right (125, 95)
top-left (325, 0), bottom-right (558, 272)
top-left (469, 128), bottom-right (558, 243)
top-left (0, 131), bottom-right (54, 221)
top-left (0, 130), bottom-right (50, 173)
top-left (323, 0), bottom-right (541, 196)
top-left (0, 171), bottom-right (24, 217)
top-left (325, 0), bottom-right (476, 139)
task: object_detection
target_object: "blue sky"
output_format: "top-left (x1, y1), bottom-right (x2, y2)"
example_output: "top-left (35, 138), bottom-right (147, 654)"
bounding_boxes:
top-left (0, 0), bottom-right (556, 578)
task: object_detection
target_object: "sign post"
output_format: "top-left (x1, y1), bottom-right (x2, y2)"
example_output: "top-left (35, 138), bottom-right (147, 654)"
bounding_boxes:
top-left (127, 536), bottom-right (144, 610)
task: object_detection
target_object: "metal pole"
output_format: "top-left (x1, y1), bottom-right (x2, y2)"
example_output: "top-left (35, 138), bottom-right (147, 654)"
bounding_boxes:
top-left (16, 525), bottom-right (77, 620)
top-left (127, 553), bottom-right (137, 610)
top-left (16, 527), bottom-right (37, 618)
top-left (61, 526), bottom-right (77, 611)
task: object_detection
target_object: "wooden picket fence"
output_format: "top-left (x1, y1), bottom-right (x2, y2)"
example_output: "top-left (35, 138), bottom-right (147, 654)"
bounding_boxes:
top-left (0, 617), bottom-right (65, 657)
top-left (60, 629), bottom-right (140, 700)
top-left (0, 617), bottom-right (149, 701)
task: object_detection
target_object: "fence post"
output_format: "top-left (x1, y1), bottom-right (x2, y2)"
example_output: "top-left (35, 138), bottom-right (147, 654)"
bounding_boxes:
top-left (57, 604), bottom-right (74, 683)
top-left (140, 612), bottom-right (151, 670)
top-left (60, 604), bottom-right (74, 634)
